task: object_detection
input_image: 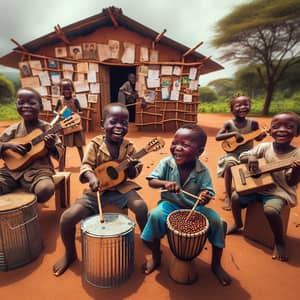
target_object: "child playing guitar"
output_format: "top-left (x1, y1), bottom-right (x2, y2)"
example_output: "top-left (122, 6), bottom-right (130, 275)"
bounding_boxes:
top-left (53, 103), bottom-right (148, 276)
top-left (216, 94), bottom-right (266, 210)
top-left (227, 112), bottom-right (300, 261)
top-left (0, 87), bottom-right (64, 203)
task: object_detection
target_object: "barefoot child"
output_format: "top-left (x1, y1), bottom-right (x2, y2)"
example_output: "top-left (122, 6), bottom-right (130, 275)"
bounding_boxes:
top-left (54, 79), bottom-right (86, 170)
top-left (0, 87), bottom-right (63, 202)
top-left (141, 124), bottom-right (231, 286)
top-left (53, 103), bottom-right (148, 276)
top-left (227, 112), bottom-right (300, 261)
top-left (216, 95), bottom-right (265, 210)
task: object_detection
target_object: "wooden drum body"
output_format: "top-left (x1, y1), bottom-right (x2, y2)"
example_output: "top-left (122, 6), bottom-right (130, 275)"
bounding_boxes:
top-left (166, 209), bottom-right (209, 284)
top-left (0, 190), bottom-right (43, 271)
top-left (81, 213), bottom-right (135, 288)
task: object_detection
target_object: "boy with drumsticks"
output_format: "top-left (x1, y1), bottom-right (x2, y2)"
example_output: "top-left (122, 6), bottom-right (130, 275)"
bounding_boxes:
top-left (141, 124), bottom-right (231, 286)
top-left (53, 103), bottom-right (148, 276)
top-left (0, 87), bottom-right (64, 203)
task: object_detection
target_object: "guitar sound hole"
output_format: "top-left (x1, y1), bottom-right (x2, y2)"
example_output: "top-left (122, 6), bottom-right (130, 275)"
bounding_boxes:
top-left (251, 173), bottom-right (261, 179)
top-left (23, 143), bottom-right (32, 152)
top-left (236, 136), bottom-right (244, 143)
top-left (107, 166), bottom-right (118, 180)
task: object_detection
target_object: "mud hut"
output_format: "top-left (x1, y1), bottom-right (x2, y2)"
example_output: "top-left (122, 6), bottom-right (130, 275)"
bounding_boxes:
top-left (0, 6), bottom-right (223, 131)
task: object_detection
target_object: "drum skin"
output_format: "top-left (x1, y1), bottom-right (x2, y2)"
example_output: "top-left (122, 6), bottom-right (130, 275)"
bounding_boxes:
top-left (0, 191), bottom-right (43, 271)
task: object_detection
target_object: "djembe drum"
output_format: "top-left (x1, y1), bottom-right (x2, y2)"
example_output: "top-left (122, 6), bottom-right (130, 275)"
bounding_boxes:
top-left (166, 209), bottom-right (209, 284)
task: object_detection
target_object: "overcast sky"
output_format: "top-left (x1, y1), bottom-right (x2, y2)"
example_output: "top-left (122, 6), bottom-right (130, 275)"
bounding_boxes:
top-left (0, 0), bottom-right (247, 85)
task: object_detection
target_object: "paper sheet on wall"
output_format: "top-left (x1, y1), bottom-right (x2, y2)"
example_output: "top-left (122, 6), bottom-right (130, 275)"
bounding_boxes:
top-left (76, 93), bottom-right (88, 108)
top-left (77, 62), bottom-right (89, 73)
top-left (89, 63), bottom-right (99, 72)
top-left (172, 79), bottom-right (181, 91)
top-left (140, 47), bottom-right (149, 62)
top-left (121, 42), bottom-right (135, 64)
top-left (108, 40), bottom-right (120, 59)
top-left (29, 60), bottom-right (42, 76)
top-left (87, 71), bottom-right (97, 83)
top-left (50, 72), bottom-right (61, 84)
top-left (189, 67), bottom-right (197, 80)
top-left (34, 86), bottom-right (48, 96)
top-left (97, 44), bottom-right (111, 61)
top-left (52, 96), bottom-right (60, 106)
top-left (77, 73), bottom-right (85, 81)
top-left (189, 80), bottom-right (198, 91)
top-left (39, 71), bottom-right (51, 86)
top-left (147, 77), bottom-right (160, 88)
top-left (89, 83), bottom-right (100, 94)
top-left (63, 71), bottom-right (73, 80)
top-left (20, 76), bottom-right (40, 88)
top-left (144, 90), bottom-right (155, 103)
top-left (170, 89), bottom-right (179, 101)
top-left (183, 94), bottom-right (193, 103)
top-left (88, 94), bottom-right (98, 103)
top-left (149, 49), bottom-right (159, 62)
top-left (51, 85), bottom-right (60, 96)
top-left (161, 87), bottom-right (170, 100)
top-left (161, 66), bottom-right (173, 75)
top-left (42, 98), bottom-right (52, 111)
top-left (74, 81), bottom-right (90, 93)
top-left (62, 63), bottom-right (74, 71)
top-left (148, 68), bottom-right (160, 80)
top-left (139, 65), bottom-right (148, 76)
top-left (173, 66), bottom-right (181, 76)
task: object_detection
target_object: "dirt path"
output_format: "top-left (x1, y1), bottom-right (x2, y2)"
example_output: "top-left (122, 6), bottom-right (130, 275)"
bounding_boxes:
top-left (0, 113), bottom-right (299, 300)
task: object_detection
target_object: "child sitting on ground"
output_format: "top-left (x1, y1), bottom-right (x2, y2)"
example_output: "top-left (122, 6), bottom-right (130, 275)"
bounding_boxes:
top-left (216, 94), bottom-right (266, 210)
top-left (53, 103), bottom-right (148, 276)
top-left (141, 124), bottom-right (231, 286)
top-left (0, 87), bottom-right (63, 202)
top-left (227, 112), bottom-right (300, 261)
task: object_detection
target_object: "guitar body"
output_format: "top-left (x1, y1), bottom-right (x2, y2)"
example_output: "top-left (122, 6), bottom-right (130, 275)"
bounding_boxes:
top-left (94, 160), bottom-right (126, 192)
top-left (221, 129), bottom-right (263, 153)
top-left (3, 129), bottom-right (47, 171)
top-left (231, 159), bottom-right (276, 195)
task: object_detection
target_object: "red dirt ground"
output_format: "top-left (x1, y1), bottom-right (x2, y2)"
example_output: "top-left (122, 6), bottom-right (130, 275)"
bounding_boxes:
top-left (0, 113), bottom-right (299, 300)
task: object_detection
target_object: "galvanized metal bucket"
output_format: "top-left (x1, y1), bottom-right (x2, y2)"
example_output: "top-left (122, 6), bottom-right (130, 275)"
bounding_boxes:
top-left (81, 213), bottom-right (135, 288)
top-left (0, 191), bottom-right (43, 271)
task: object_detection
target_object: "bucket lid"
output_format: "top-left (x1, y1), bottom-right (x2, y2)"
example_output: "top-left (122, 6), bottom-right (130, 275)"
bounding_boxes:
top-left (81, 213), bottom-right (135, 237)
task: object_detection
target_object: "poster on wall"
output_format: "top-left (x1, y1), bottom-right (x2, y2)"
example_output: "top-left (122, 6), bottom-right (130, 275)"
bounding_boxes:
top-left (108, 40), bottom-right (120, 59)
top-left (19, 61), bottom-right (32, 77)
top-left (121, 42), bottom-right (135, 64)
top-left (69, 45), bottom-right (83, 60)
top-left (55, 47), bottom-right (67, 58)
top-left (83, 42), bottom-right (97, 60)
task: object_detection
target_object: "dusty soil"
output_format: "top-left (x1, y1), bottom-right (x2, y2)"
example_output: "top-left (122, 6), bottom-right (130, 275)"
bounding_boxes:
top-left (0, 113), bottom-right (299, 300)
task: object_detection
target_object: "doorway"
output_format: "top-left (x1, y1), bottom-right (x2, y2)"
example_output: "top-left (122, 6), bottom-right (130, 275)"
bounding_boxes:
top-left (109, 66), bottom-right (137, 121)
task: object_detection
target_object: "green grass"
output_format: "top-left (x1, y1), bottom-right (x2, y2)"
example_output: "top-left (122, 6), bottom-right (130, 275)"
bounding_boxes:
top-left (0, 102), bottom-right (20, 121)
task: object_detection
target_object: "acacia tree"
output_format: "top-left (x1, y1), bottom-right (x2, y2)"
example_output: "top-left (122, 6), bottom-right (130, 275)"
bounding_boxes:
top-left (212, 0), bottom-right (300, 115)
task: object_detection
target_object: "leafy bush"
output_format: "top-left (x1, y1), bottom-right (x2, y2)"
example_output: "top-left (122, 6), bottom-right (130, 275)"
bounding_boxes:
top-left (0, 102), bottom-right (20, 121)
top-left (199, 87), bottom-right (218, 102)
top-left (0, 74), bottom-right (16, 104)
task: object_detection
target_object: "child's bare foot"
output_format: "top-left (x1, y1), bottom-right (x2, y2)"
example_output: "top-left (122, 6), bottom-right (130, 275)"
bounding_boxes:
top-left (53, 253), bottom-right (77, 276)
top-left (212, 264), bottom-right (231, 286)
top-left (226, 223), bottom-right (243, 235)
top-left (142, 254), bottom-right (161, 275)
top-left (272, 243), bottom-right (288, 262)
top-left (222, 195), bottom-right (232, 211)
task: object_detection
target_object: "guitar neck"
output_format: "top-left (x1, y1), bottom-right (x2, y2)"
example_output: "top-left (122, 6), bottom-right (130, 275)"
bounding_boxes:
top-left (256, 156), bottom-right (296, 175)
top-left (117, 148), bottom-right (148, 171)
top-left (31, 123), bottom-right (62, 145)
top-left (243, 128), bottom-right (263, 141)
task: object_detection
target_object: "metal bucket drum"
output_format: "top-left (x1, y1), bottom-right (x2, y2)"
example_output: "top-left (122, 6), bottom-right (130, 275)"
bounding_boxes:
top-left (166, 209), bottom-right (209, 284)
top-left (81, 213), bottom-right (135, 288)
top-left (0, 190), bottom-right (43, 271)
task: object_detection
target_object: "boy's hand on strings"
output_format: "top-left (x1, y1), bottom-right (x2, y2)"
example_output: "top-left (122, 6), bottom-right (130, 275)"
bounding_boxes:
top-left (85, 171), bottom-right (100, 192)
top-left (3, 142), bottom-right (27, 155)
top-left (248, 155), bottom-right (259, 173)
top-left (163, 181), bottom-right (180, 193)
top-left (198, 190), bottom-right (213, 206)
top-left (44, 133), bottom-right (56, 150)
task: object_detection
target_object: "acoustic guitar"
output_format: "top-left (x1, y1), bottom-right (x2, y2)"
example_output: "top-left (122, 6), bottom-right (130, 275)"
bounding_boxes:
top-left (221, 127), bottom-right (269, 153)
top-left (2, 114), bottom-right (81, 171)
top-left (95, 137), bottom-right (165, 192)
top-left (231, 156), bottom-right (298, 195)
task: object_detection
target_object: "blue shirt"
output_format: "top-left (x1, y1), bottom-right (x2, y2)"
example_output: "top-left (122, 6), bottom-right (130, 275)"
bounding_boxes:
top-left (147, 156), bottom-right (215, 208)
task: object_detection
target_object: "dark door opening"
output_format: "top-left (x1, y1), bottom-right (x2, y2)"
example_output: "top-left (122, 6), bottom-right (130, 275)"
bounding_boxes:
top-left (109, 66), bottom-right (136, 122)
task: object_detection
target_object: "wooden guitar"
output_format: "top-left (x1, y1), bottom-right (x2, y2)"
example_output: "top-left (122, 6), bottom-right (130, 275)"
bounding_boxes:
top-left (231, 156), bottom-right (298, 195)
top-left (95, 137), bottom-right (165, 192)
top-left (2, 114), bottom-right (81, 171)
top-left (221, 127), bottom-right (269, 153)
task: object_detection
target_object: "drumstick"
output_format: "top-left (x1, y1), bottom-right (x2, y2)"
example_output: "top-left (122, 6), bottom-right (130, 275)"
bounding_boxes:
top-left (97, 191), bottom-right (105, 223)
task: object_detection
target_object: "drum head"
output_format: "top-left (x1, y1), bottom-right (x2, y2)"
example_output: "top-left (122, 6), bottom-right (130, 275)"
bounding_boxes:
top-left (81, 213), bottom-right (135, 237)
top-left (0, 190), bottom-right (36, 212)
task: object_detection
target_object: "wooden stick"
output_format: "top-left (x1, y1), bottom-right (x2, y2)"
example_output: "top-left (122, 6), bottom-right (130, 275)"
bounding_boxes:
top-left (186, 197), bottom-right (201, 221)
top-left (97, 191), bottom-right (104, 223)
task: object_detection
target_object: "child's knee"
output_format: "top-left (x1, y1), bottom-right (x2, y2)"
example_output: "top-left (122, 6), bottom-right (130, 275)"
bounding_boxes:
top-left (35, 179), bottom-right (55, 203)
top-left (148, 207), bottom-right (163, 222)
top-left (264, 205), bottom-right (280, 217)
